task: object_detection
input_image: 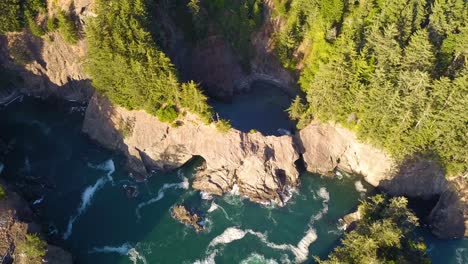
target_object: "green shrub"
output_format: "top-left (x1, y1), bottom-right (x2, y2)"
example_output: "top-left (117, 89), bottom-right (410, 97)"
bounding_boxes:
top-left (46, 16), bottom-right (58, 31)
top-left (57, 10), bottom-right (78, 44)
top-left (26, 14), bottom-right (45, 37)
top-left (249, 129), bottom-right (258, 134)
top-left (0, 185), bottom-right (6, 199)
top-left (17, 234), bottom-right (47, 259)
top-left (156, 106), bottom-right (179, 123)
top-left (215, 119), bottom-right (231, 133)
top-left (117, 117), bottom-right (135, 138)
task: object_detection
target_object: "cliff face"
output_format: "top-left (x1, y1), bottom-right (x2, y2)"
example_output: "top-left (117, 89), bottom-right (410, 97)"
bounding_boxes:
top-left (428, 176), bottom-right (468, 239)
top-left (298, 121), bottom-right (396, 186)
top-left (0, 181), bottom-right (72, 264)
top-left (83, 95), bottom-right (300, 205)
top-left (0, 0), bottom-right (94, 102)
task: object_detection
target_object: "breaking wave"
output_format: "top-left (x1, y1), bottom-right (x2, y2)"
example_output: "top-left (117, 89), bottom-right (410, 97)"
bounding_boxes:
top-left (201, 191), bottom-right (214, 200)
top-left (135, 177), bottom-right (189, 219)
top-left (199, 186), bottom-right (330, 263)
top-left (206, 226), bottom-right (317, 263)
top-left (354, 181), bottom-right (367, 193)
top-left (207, 201), bottom-right (232, 221)
top-left (63, 160), bottom-right (115, 240)
top-left (90, 243), bottom-right (148, 264)
top-left (456, 247), bottom-right (468, 264)
top-left (193, 251), bottom-right (217, 264)
top-left (240, 253), bottom-right (279, 264)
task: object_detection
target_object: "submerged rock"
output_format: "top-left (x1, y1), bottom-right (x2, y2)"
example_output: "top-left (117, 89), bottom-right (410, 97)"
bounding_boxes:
top-left (171, 205), bottom-right (204, 232)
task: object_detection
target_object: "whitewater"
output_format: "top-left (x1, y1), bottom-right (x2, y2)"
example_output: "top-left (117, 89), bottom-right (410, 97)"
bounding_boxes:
top-left (63, 160), bottom-right (115, 240)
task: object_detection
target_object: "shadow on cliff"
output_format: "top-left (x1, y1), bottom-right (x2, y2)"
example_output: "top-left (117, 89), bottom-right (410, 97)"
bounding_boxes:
top-left (0, 33), bottom-right (93, 102)
top-left (379, 155), bottom-right (466, 238)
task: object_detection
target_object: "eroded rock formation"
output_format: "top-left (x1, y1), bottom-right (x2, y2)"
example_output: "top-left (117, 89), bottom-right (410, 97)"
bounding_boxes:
top-left (428, 176), bottom-right (468, 239)
top-left (298, 121), bottom-right (396, 186)
top-left (83, 95), bottom-right (300, 205)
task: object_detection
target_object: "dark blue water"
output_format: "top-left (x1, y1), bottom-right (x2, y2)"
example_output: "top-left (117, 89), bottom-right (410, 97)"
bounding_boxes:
top-left (211, 81), bottom-right (295, 136)
top-left (0, 97), bottom-right (466, 263)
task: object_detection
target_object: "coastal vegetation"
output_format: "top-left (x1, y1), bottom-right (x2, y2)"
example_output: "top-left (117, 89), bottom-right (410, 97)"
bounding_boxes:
top-left (85, 0), bottom-right (213, 124)
top-left (57, 9), bottom-right (79, 44)
top-left (165, 0), bottom-right (264, 69)
top-left (318, 195), bottom-right (430, 264)
top-left (216, 119), bottom-right (232, 133)
top-left (0, 0), bottom-right (46, 34)
top-left (0, 184), bottom-right (6, 199)
top-left (17, 234), bottom-right (47, 260)
top-left (277, 0), bottom-right (467, 176)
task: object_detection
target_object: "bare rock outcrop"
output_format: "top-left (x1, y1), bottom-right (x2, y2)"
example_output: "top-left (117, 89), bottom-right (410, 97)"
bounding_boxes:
top-left (428, 176), bottom-right (468, 239)
top-left (83, 95), bottom-right (300, 205)
top-left (298, 121), bottom-right (396, 186)
top-left (171, 205), bottom-right (204, 232)
top-left (0, 0), bottom-right (94, 102)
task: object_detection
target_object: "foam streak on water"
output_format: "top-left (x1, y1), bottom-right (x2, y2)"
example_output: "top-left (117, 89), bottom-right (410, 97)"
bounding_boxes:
top-left (202, 187), bottom-right (330, 263)
top-left (208, 201), bottom-right (232, 220)
top-left (32, 196), bottom-right (44, 205)
top-left (90, 243), bottom-right (148, 264)
top-left (135, 177), bottom-right (189, 219)
top-left (240, 252), bottom-right (279, 264)
top-left (63, 160), bottom-right (115, 240)
top-left (87, 159), bottom-right (116, 181)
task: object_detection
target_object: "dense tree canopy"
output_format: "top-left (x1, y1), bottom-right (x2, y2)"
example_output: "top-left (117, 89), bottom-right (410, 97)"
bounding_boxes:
top-left (277, 0), bottom-right (468, 176)
top-left (318, 195), bottom-right (430, 264)
top-left (85, 0), bottom-right (213, 123)
top-left (0, 0), bottom-right (47, 34)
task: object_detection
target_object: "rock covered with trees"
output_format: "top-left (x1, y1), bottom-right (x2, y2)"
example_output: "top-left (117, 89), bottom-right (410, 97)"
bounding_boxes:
top-left (277, 0), bottom-right (467, 177)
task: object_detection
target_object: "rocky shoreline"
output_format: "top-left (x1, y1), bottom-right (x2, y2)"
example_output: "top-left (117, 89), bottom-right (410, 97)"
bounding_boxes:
top-left (0, 0), bottom-right (465, 241)
top-left (0, 180), bottom-right (72, 264)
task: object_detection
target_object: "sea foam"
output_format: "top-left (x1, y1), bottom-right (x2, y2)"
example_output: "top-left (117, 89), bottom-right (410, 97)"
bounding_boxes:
top-left (135, 177), bottom-right (189, 219)
top-left (201, 187), bottom-right (330, 263)
top-left (354, 181), bottom-right (367, 193)
top-left (91, 243), bottom-right (148, 264)
top-left (63, 160), bottom-right (115, 240)
top-left (240, 252), bottom-right (279, 264)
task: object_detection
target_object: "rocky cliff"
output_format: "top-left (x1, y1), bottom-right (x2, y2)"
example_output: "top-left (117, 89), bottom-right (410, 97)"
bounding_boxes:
top-left (0, 0), bottom-right (94, 102)
top-left (298, 121), bottom-right (396, 186)
top-left (83, 95), bottom-right (300, 205)
top-left (0, 181), bottom-right (72, 264)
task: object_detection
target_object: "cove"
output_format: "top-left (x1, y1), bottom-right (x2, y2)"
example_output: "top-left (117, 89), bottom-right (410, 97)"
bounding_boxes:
top-left (0, 97), bottom-right (467, 264)
top-left (210, 81), bottom-right (295, 136)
